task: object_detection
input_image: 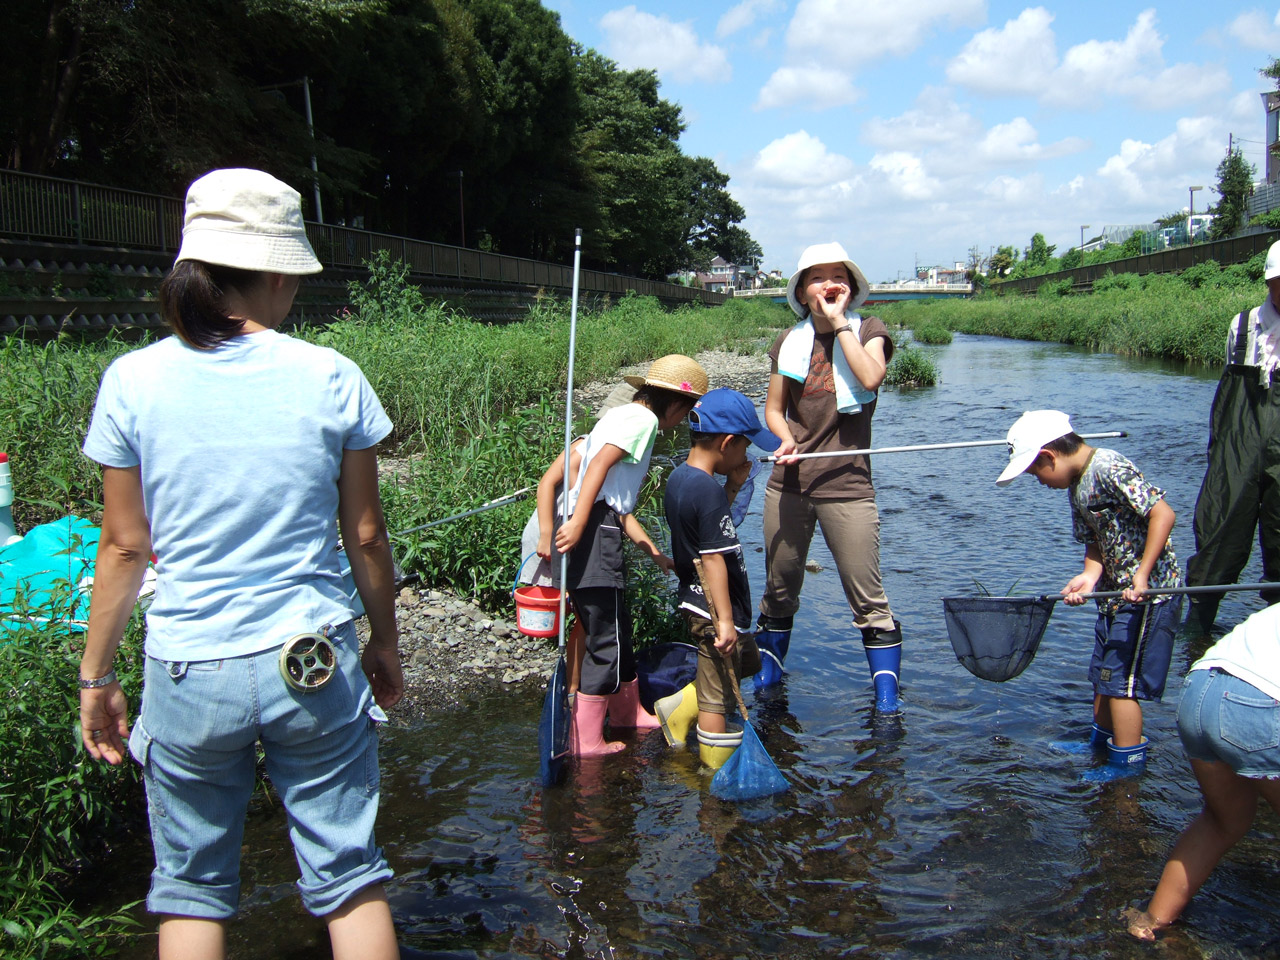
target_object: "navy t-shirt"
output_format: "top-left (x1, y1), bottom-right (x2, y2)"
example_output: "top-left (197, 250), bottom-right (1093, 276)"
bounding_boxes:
top-left (664, 462), bottom-right (752, 631)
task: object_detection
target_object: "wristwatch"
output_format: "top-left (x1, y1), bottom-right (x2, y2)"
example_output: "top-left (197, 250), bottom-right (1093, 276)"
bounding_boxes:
top-left (832, 324), bottom-right (852, 336)
top-left (79, 669), bottom-right (118, 689)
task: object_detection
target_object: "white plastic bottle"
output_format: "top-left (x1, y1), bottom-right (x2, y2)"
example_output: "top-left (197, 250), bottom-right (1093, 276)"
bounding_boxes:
top-left (0, 452), bottom-right (18, 546)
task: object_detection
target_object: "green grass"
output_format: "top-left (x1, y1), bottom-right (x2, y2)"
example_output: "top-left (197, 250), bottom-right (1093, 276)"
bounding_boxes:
top-left (878, 266), bottom-right (1258, 367)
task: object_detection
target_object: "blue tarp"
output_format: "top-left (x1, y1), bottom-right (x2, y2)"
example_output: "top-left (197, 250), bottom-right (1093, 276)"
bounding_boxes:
top-left (0, 517), bottom-right (101, 632)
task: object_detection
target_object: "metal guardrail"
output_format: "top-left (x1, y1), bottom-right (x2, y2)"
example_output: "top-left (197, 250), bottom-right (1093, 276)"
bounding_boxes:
top-left (993, 230), bottom-right (1280, 294)
top-left (0, 168), bottom-right (724, 307)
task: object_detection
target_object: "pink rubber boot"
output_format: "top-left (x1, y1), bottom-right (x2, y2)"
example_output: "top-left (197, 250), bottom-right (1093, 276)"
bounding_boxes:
top-left (570, 693), bottom-right (626, 756)
top-left (607, 678), bottom-right (661, 729)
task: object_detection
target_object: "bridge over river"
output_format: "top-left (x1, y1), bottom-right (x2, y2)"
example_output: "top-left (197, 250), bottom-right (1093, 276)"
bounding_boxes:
top-left (732, 282), bottom-right (972, 305)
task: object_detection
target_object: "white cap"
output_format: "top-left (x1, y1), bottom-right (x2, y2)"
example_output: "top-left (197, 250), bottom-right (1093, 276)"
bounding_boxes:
top-left (996, 410), bottom-right (1074, 486)
top-left (1266, 239), bottom-right (1280, 280)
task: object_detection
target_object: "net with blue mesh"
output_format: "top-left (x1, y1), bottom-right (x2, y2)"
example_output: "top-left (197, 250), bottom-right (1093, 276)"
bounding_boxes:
top-left (941, 595), bottom-right (1057, 683)
top-left (538, 655), bottom-right (569, 787)
top-left (710, 721), bottom-right (789, 801)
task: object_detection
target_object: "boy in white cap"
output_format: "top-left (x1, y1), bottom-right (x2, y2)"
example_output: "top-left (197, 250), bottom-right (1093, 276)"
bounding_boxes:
top-left (997, 410), bottom-right (1182, 782)
top-left (1185, 238), bottom-right (1280, 633)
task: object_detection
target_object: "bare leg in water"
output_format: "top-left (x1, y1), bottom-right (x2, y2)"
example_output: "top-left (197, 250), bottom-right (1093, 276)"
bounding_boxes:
top-left (1125, 759), bottom-right (1280, 939)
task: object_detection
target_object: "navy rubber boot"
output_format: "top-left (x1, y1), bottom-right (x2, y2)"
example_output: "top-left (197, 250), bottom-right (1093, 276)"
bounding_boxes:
top-left (1080, 737), bottom-right (1148, 783)
top-left (755, 630), bottom-right (791, 689)
top-left (862, 622), bottom-right (903, 715)
top-left (1050, 722), bottom-right (1112, 755)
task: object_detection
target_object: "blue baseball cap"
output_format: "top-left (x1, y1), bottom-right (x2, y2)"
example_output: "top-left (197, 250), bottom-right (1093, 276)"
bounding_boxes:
top-left (688, 388), bottom-right (781, 451)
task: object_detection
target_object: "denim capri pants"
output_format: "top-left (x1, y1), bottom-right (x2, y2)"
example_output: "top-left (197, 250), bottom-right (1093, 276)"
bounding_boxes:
top-left (1178, 667), bottom-right (1280, 779)
top-left (128, 621), bottom-right (392, 919)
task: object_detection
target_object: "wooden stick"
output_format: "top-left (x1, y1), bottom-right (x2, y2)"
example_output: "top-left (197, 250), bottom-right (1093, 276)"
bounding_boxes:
top-left (692, 557), bottom-right (750, 722)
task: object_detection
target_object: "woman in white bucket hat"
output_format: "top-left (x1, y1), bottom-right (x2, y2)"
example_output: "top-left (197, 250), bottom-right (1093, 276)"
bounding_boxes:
top-left (756, 241), bottom-right (904, 715)
top-left (79, 169), bottom-right (402, 959)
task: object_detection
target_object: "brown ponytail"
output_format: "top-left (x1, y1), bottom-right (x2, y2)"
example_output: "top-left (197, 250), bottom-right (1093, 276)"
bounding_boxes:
top-left (158, 261), bottom-right (264, 349)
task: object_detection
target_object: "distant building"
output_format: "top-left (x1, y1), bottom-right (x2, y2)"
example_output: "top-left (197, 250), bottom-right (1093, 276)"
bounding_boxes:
top-left (694, 256), bottom-right (752, 293)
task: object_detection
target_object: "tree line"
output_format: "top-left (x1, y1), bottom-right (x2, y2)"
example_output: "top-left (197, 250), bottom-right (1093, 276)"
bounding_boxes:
top-left (4, 0), bottom-right (761, 279)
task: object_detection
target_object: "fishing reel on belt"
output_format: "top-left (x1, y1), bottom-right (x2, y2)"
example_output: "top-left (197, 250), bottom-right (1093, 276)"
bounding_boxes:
top-left (279, 630), bottom-right (338, 691)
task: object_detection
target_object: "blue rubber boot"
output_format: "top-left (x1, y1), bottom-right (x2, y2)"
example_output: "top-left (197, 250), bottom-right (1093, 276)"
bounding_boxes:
top-left (754, 615), bottom-right (792, 690)
top-left (1080, 737), bottom-right (1148, 783)
top-left (1050, 722), bottom-right (1112, 755)
top-left (862, 622), bottom-right (903, 715)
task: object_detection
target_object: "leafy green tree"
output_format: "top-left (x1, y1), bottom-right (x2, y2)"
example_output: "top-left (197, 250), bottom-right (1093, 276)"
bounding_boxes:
top-left (1208, 148), bottom-right (1255, 240)
top-left (1026, 232), bottom-right (1056, 267)
top-left (989, 245), bottom-right (1018, 277)
top-left (1059, 247), bottom-right (1082, 270)
top-left (574, 49), bottom-right (687, 275)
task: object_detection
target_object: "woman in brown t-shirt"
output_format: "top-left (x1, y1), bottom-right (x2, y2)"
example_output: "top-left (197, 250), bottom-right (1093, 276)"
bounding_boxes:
top-left (756, 241), bottom-right (903, 715)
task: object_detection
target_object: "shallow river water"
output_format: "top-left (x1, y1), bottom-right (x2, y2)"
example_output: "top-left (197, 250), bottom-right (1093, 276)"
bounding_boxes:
top-left (113, 334), bottom-right (1279, 959)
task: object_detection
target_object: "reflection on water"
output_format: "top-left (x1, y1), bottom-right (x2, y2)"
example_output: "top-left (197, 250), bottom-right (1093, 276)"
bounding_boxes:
top-left (112, 336), bottom-right (1280, 959)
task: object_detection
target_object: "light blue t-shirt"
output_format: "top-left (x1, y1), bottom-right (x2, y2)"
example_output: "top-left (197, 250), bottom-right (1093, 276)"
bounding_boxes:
top-left (83, 331), bottom-right (392, 661)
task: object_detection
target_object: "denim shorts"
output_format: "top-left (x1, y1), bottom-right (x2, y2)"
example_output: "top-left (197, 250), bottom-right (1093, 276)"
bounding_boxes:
top-left (129, 621), bottom-right (392, 919)
top-left (1178, 667), bottom-right (1280, 779)
top-left (1088, 597), bottom-right (1182, 701)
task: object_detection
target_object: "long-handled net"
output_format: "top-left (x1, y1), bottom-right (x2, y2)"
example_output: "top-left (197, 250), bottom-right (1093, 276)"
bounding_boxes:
top-left (942, 581), bottom-right (1276, 683)
top-left (693, 559), bottom-right (788, 801)
top-left (539, 229), bottom-right (583, 789)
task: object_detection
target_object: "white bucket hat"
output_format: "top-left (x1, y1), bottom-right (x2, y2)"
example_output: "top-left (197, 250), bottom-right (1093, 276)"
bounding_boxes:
top-left (996, 410), bottom-right (1074, 486)
top-left (175, 168), bottom-right (322, 275)
top-left (1265, 239), bottom-right (1280, 280)
top-left (786, 241), bottom-right (870, 317)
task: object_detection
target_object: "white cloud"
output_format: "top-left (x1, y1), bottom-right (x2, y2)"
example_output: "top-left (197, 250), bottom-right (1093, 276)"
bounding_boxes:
top-left (598, 6), bottom-right (731, 84)
top-left (785, 0), bottom-right (986, 65)
top-left (982, 172), bottom-right (1045, 206)
top-left (1096, 116), bottom-right (1225, 202)
top-left (751, 131), bottom-right (857, 187)
top-left (950, 8), bottom-right (1228, 110)
top-left (1227, 9), bottom-right (1280, 51)
top-left (863, 92), bottom-right (982, 151)
top-left (869, 152), bottom-right (941, 200)
top-left (755, 66), bottom-right (859, 110)
top-left (946, 7), bottom-right (1057, 95)
top-left (863, 92), bottom-right (1086, 165)
top-left (977, 118), bottom-right (1088, 163)
top-left (717, 0), bottom-right (784, 38)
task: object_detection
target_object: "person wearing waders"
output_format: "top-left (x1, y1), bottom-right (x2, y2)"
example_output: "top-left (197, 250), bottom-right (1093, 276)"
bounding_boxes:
top-left (756, 242), bottom-right (903, 715)
top-left (1185, 239), bottom-right (1280, 634)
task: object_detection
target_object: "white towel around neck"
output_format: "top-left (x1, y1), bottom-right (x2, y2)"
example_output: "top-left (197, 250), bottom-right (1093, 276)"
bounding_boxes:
top-left (776, 314), bottom-right (876, 414)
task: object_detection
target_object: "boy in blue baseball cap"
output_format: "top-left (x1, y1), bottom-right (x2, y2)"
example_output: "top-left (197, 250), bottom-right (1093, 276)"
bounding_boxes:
top-left (657, 389), bottom-right (780, 769)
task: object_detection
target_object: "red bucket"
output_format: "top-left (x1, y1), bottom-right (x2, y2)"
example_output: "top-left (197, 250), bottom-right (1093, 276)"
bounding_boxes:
top-left (514, 584), bottom-right (562, 638)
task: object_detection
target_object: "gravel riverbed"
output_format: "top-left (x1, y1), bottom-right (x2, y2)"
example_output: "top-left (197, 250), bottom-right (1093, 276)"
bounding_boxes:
top-left (367, 347), bottom-right (773, 719)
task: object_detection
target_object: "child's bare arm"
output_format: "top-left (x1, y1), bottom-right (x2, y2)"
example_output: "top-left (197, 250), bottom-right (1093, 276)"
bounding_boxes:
top-left (554, 443), bottom-right (626, 553)
top-left (620, 513), bottom-right (673, 574)
top-left (698, 550), bottom-right (738, 653)
top-left (1126, 499), bottom-right (1175, 601)
top-left (535, 441), bottom-right (583, 558)
top-left (1063, 543), bottom-right (1105, 605)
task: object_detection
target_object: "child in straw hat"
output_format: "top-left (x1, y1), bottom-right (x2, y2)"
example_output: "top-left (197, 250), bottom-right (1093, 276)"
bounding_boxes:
top-left (541, 354), bottom-right (708, 756)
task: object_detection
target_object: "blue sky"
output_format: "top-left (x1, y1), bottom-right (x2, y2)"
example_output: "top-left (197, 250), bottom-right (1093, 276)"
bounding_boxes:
top-left (543, 0), bottom-right (1280, 282)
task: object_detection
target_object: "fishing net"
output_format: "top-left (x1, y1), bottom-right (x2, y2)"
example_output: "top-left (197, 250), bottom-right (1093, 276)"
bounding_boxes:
top-left (711, 722), bottom-right (789, 801)
top-left (538, 655), bottom-right (569, 787)
top-left (941, 596), bottom-right (1057, 682)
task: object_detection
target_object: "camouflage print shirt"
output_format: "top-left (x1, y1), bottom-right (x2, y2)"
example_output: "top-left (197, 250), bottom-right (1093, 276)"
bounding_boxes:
top-left (1070, 448), bottom-right (1181, 615)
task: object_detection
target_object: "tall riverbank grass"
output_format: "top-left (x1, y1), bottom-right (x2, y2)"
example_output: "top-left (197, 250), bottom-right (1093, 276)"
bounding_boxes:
top-left (878, 269), bottom-right (1257, 367)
